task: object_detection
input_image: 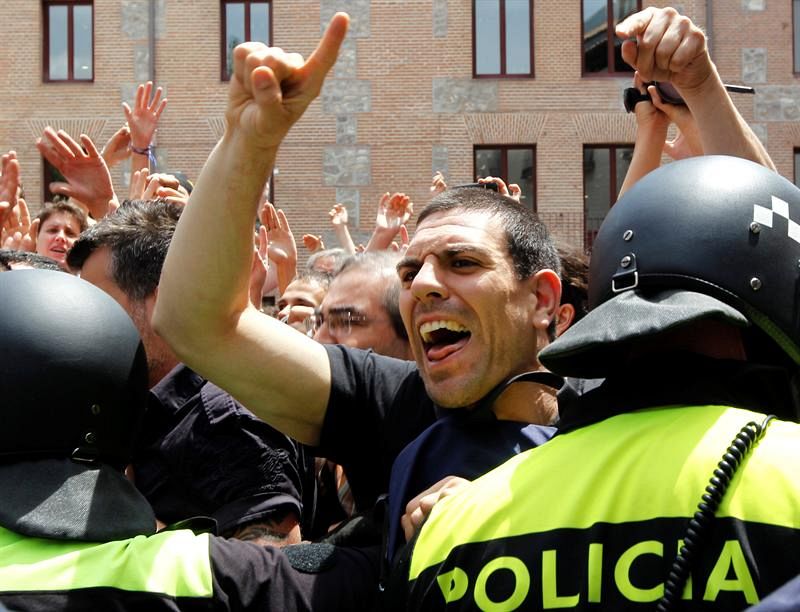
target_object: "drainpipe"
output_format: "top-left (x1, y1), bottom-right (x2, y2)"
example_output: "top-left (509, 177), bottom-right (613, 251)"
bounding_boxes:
top-left (148, 0), bottom-right (156, 83)
top-left (148, 0), bottom-right (157, 166)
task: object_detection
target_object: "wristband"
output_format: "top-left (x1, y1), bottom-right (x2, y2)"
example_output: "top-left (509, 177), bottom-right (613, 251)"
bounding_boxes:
top-left (129, 144), bottom-right (157, 170)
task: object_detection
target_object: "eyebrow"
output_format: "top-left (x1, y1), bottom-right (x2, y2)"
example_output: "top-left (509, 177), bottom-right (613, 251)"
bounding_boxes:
top-left (396, 244), bottom-right (494, 272)
top-left (328, 305), bottom-right (363, 316)
top-left (396, 256), bottom-right (419, 272)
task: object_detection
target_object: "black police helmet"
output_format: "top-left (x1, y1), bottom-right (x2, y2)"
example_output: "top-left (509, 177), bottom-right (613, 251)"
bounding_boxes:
top-left (0, 269), bottom-right (149, 467)
top-left (541, 155), bottom-right (800, 377)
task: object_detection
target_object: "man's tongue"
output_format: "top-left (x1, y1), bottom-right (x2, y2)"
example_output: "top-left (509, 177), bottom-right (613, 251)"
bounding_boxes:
top-left (425, 329), bottom-right (470, 362)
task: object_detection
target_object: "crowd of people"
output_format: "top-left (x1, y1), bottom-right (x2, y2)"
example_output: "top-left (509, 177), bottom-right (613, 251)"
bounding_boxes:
top-left (0, 5), bottom-right (799, 611)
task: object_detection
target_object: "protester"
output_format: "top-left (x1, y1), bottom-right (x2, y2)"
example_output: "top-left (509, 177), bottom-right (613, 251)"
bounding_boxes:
top-left (67, 200), bottom-right (312, 545)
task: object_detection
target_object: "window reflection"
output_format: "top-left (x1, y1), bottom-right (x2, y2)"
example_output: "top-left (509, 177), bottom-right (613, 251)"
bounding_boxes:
top-left (583, 146), bottom-right (633, 249)
top-left (223, 1), bottom-right (272, 80)
top-left (475, 0), bottom-right (501, 75)
top-left (251, 3), bottom-right (270, 43)
top-left (583, 0), bottom-right (638, 74)
top-left (73, 5), bottom-right (93, 80)
top-left (505, 0), bottom-right (530, 74)
top-left (226, 3), bottom-right (245, 78)
top-left (507, 148), bottom-right (534, 206)
top-left (474, 146), bottom-right (536, 211)
top-left (45, 2), bottom-right (92, 82)
top-left (48, 5), bottom-right (69, 81)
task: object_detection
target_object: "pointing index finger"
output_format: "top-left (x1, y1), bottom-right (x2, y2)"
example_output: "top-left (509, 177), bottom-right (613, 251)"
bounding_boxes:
top-left (299, 12), bottom-right (350, 89)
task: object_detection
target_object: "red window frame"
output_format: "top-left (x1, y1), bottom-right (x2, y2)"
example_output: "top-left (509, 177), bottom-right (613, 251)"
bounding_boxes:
top-left (473, 145), bottom-right (537, 211)
top-left (221, 1), bottom-right (273, 81)
top-left (472, 0), bottom-right (534, 79)
top-left (42, 0), bottom-right (94, 83)
top-left (581, 0), bottom-right (640, 76)
top-left (583, 144), bottom-right (633, 250)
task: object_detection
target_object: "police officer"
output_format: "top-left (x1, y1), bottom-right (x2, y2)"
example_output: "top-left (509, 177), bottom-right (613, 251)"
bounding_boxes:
top-left (0, 270), bottom-right (377, 611)
top-left (400, 156), bottom-right (800, 610)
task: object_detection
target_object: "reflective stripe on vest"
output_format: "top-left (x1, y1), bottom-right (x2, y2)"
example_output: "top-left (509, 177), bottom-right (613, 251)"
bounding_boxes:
top-left (0, 526), bottom-right (213, 597)
top-left (410, 405), bottom-right (800, 582)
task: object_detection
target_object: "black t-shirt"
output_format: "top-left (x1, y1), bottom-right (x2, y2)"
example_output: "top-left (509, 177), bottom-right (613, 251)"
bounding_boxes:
top-left (133, 364), bottom-right (311, 535)
top-left (319, 345), bottom-right (438, 510)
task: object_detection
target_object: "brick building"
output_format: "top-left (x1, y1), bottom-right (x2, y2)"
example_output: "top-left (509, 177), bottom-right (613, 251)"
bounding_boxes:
top-left (0, 0), bottom-right (797, 250)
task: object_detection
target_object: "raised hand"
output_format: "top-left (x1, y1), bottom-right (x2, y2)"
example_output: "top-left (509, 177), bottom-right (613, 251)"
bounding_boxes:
top-left (0, 152), bottom-right (20, 229)
top-left (328, 203), bottom-right (356, 254)
top-left (225, 14), bottom-right (349, 150)
top-left (36, 127), bottom-right (116, 219)
top-left (375, 192), bottom-right (413, 230)
top-left (123, 81), bottom-right (167, 151)
top-left (2, 199), bottom-right (38, 253)
top-left (101, 125), bottom-right (132, 168)
top-left (260, 202), bottom-right (297, 265)
top-left (260, 202), bottom-right (298, 294)
top-left (367, 192), bottom-right (413, 252)
top-left (142, 172), bottom-right (190, 206)
top-left (430, 171), bottom-right (448, 195)
top-left (249, 226), bottom-right (270, 308)
top-left (646, 83), bottom-right (702, 160)
top-left (328, 203), bottom-right (348, 226)
top-left (477, 176), bottom-right (522, 202)
top-left (616, 7), bottom-right (710, 94)
top-left (302, 234), bottom-right (325, 253)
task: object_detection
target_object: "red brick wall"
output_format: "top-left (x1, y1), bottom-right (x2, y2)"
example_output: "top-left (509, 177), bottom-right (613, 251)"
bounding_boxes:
top-left (0, 1), bottom-right (789, 253)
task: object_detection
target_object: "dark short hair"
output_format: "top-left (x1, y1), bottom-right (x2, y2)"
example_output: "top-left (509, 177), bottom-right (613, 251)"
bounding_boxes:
top-left (66, 199), bottom-right (182, 301)
top-left (417, 187), bottom-right (560, 280)
top-left (36, 201), bottom-right (89, 234)
top-left (0, 249), bottom-right (62, 272)
top-left (335, 251), bottom-right (407, 340)
top-left (556, 242), bottom-right (589, 324)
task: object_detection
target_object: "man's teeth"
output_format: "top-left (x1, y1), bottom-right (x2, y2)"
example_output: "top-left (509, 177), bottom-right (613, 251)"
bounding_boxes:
top-left (419, 320), bottom-right (469, 344)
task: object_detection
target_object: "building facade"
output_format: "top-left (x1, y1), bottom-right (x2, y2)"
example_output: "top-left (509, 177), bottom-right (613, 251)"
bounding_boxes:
top-left (0, 0), bottom-right (798, 251)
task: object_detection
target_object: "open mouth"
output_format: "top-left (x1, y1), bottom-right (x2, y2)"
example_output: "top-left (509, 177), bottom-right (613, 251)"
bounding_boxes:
top-left (419, 320), bottom-right (471, 362)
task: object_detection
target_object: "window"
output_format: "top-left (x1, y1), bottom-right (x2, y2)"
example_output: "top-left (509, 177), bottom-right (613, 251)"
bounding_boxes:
top-left (582, 0), bottom-right (639, 75)
top-left (474, 146), bottom-right (536, 210)
top-left (43, 1), bottom-right (93, 82)
top-left (583, 145), bottom-right (633, 249)
top-left (222, 1), bottom-right (271, 80)
top-left (794, 149), bottom-right (800, 187)
top-left (473, 0), bottom-right (533, 77)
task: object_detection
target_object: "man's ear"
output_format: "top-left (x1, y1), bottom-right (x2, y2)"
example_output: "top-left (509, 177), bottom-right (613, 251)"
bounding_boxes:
top-left (529, 269), bottom-right (561, 331)
top-left (555, 303), bottom-right (576, 337)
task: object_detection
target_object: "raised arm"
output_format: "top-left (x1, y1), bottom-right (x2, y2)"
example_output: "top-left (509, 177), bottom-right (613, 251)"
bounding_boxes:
top-left (616, 7), bottom-right (774, 171)
top-left (328, 203), bottom-right (356, 254)
top-left (123, 81), bottom-right (168, 175)
top-left (153, 14), bottom-right (349, 445)
top-left (365, 192), bottom-right (413, 252)
top-left (261, 202), bottom-right (298, 295)
top-left (36, 128), bottom-right (118, 219)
